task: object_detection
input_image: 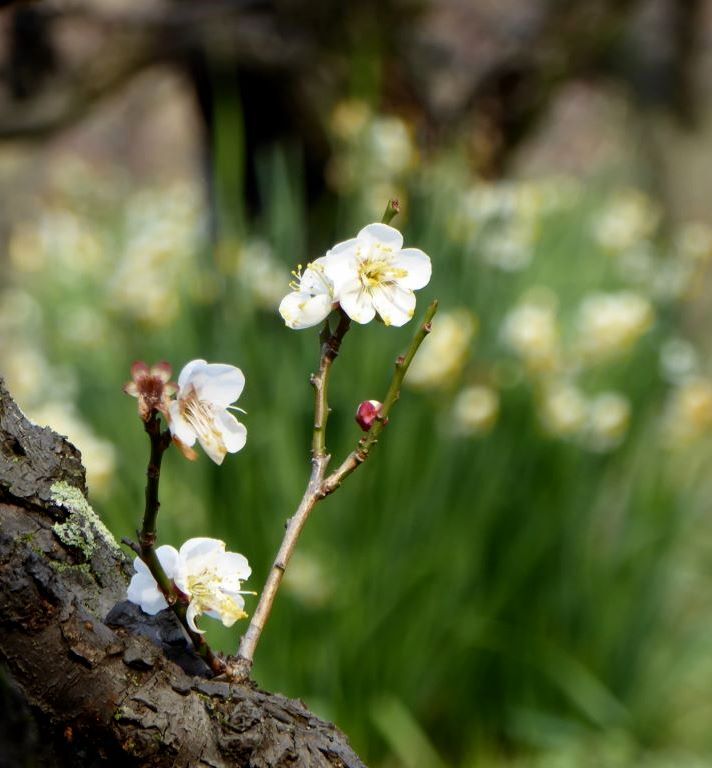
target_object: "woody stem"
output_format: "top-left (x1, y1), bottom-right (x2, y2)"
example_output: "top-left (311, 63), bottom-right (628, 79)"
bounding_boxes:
top-left (138, 411), bottom-right (225, 675)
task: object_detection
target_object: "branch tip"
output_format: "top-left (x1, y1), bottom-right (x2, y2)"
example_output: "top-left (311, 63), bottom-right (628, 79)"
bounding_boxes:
top-left (381, 199), bottom-right (400, 225)
top-left (121, 537), bottom-right (141, 556)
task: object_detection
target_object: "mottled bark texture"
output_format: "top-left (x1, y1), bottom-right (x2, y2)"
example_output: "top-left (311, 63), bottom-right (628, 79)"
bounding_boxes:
top-left (0, 379), bottom-right (365, 768)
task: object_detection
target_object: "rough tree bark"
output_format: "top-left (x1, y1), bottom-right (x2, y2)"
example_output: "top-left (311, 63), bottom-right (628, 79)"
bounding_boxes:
top-left (0, 378), bottom-right (365, 768)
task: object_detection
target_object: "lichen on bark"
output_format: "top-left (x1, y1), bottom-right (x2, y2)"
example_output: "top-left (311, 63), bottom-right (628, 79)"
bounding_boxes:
top-left (51, 479), bottom-right (122, 560)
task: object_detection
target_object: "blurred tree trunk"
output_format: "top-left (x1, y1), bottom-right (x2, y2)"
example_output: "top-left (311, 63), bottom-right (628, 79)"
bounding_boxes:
top-left (0, 379), bottom-right (364, 768)
top-left (0, 0), bottom-right (704, 185)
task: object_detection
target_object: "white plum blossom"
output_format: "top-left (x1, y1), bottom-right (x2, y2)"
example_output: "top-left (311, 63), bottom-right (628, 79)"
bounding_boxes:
top-left (279, 223), bottom-right (432, 329)
top-left (327, 223), bottom-right (431, 326)
top-left (168, 359), bottom-right (247, 464)
top-left (278, 257), bottom-right (337, 329)
top-left (127, 537), bottom-right (252, 633)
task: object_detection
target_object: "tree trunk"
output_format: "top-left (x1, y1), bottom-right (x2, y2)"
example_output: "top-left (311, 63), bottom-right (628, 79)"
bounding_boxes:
top-left (0, 379), bottom-right (365, 768)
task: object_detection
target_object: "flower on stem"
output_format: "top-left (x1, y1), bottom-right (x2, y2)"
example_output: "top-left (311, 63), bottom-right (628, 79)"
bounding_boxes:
top-left (355, 399), bottom-right (385, 431)
top-left (123, 361), bottom-right (176, 421)
top-left (168, 359), bottom-right (247, 464)
top-left (327, 223), bottom-right (431, 326)
top-left (127, 537), bottom-right (252, 633)
top-left (279, 223), bottom-right (432, 329)
top-left (278, 258), bottom-right (337, 329)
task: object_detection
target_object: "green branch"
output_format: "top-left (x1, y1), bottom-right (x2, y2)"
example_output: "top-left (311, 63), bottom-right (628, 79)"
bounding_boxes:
top-left (321, 299), bottom-right (438, 496)
top-left (311, 309), bottom-right (351, 458)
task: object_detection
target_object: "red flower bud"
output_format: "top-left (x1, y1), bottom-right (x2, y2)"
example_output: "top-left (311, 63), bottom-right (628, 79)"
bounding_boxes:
top-left (355, 400), bottom-right (385, 431)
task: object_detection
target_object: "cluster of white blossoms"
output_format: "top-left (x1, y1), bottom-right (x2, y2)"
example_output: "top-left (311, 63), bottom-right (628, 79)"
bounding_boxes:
top-left (128, 538), bottom-right (252, 633)
top-left (126, 220), bottom-right (433, 639)
top-left (125, 361), bottom-right (251, 631)
top-left (279, 223), bottom-right (431, 329)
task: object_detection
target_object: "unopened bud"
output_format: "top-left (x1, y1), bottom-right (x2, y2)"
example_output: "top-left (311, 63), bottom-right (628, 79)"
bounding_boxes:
top-left (355, 400), bottom-right (385, 431)
top-left (123, 360), bottom-right (177, 421)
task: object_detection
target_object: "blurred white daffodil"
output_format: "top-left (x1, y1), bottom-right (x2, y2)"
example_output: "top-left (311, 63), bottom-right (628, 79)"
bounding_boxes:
top-left (279, 223), bottom-right (432, 329)
top-left (127, 537), bottom-right (252, 633)
top-left (278, 257), bottom-right (337, 329)
top-left (168, 359), bottom-right (247, 464)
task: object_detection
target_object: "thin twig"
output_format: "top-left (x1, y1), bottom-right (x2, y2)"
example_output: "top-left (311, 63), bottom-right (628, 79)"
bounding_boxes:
top-left (121, 536), bottom-right (141, 556)
top-left (312, 309), bottom-right (351, 458)
top-left (138, 412), bottom-right (176, 600)
top-left (232, 454), bottom-right (328, 679)
top-left (233, 312), bottom-right (350, 678)
top-left (321, 299), bottom-right (438, 497)
top-left (137, 411), bottom-right (225, 675)
top-left (231, 299), bottom-right (438, 680)
top-left (174, 603), bottom-right (227, 675)
top-left (381, 199), bottom-right (400, 225)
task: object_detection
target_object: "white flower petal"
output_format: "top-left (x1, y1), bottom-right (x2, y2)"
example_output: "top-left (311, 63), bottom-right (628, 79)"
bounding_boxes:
top-left (372, 284), bottom-right (416, 327)
top-left (392, 248), bottom-right (432, 290)
top-left (326, 237), bottom-right (358, 258)
top-left (217, 589), bottom-right (248, 606)
top-left (168, 401), bottom-right (197, 447)
top-left (192, 364), bottom-right (245, 407)
top-left (279, 291), bottom-right (334, 329)
top-left (218, 551), bottom-right (252, 580)
top-left (322, 253), bottom-right (359, 295)
top-left (203, 601), bottom-right (244, 627)
top-left (177, 359), bottom-right (207, 390)
top-left (155, 545), bottom-right (180, 580)
top-left (127, 570), bottom-right (153, 602)
top-left (358, 223), bottom-right (404, 251)
top-left (214, 410), bottom-right (247, 454)
top-left (139, 586), bottom-right (169, 615)
top-left (299, 259), bottom-right (334, 296)
top-left (132, 556), bottom-right (152, 578)
top-left (339, 280), bottom-right (377, 324)
top-left (197, 431), bottom-right (228, 465)
top-left (179, 537), bottom-right (225, 566)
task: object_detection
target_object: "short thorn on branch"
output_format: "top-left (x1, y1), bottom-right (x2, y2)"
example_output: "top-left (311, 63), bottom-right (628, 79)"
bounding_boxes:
top-left (121, 537), bottom-right (142, 556)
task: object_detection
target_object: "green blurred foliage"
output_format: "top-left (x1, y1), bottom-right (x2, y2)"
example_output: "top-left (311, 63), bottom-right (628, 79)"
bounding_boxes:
top-left (4, 100), bottom-right (712, 768)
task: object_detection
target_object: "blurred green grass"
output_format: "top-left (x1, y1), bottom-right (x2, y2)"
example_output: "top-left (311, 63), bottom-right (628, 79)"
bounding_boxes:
top-left (4, 109), bottom-right (712, 768)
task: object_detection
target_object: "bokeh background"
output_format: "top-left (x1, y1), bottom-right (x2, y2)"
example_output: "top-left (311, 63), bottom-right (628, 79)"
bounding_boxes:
top-left (5, 1), bottom-right (712, 765)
